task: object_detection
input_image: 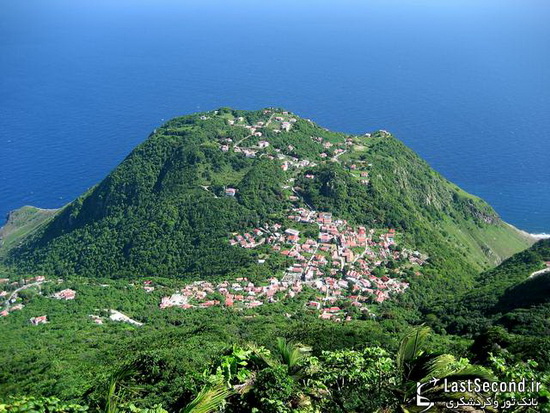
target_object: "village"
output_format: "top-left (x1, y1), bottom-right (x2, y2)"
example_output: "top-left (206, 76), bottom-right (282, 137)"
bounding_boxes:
top-left (0, 111), bottom-right (425, 324)
top-left (213, 108), bottom-right (392, 204)
top-left (214, 108), bottom-right (365, 165)
top-left (159, 203), bottom-right (426, 322)
top-left (188, 110), bottom-right (425, 320)
top-left (215, 108), bottom-right (390, 163)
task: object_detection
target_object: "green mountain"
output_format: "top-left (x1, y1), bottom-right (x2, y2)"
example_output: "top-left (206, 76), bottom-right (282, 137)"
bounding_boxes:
top-left (2, 108), bottom-right (533, 304)
top-left (426, 238), bottom-right (550, 370)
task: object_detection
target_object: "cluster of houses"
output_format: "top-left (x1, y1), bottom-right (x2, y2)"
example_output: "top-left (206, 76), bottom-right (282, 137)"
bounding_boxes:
top-left (217, 111), bottom-right (376, 188)
top-left (226, 110), bottom-right (297, 136)
top-left (159, 277), bottom-right (304, 311)
top-left (216, 109), bottom-right (390, 179)
top-left (225, 199), bottom-right (426, 319)
top-left (0, 303), bottom-right (24, 318)
top-left (0, 276), bottom-right (80, 324)
top-left (218, 110), bottom-right (301, 160)
top-left (229, 228), bottom-right (267, 249)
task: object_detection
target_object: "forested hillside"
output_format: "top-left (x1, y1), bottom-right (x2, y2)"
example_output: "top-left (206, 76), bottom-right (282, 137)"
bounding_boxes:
top-left (2, 109), bottom-right (532, 297)
top-left (434, 239), bottom-right (550, 366)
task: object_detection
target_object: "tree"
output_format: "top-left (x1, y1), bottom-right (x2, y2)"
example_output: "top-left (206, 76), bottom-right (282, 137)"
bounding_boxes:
top-left (395, 326), bottom-right (495, 412)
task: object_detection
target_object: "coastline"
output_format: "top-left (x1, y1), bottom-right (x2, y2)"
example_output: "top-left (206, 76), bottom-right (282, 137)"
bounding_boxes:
top-left (504, 222), bottom-right (548, 243)
top-left (531, 233), bottom-right (550, 239)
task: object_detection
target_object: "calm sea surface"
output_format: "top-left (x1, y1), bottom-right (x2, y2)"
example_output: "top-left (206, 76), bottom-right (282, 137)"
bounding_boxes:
top-left (1, 0), bottom-right (549, 233)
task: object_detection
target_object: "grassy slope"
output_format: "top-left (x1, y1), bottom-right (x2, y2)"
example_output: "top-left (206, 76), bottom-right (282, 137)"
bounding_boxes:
top-left (361, 137), bottom-right (533, 272)
top-left (0, 206), bottom-right (58, 257)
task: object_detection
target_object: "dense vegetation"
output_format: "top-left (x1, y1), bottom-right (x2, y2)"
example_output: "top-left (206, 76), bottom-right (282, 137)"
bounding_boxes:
top-left (433, 239), bottom-right (550, 369)
top-left (1, 324), bottom-right (548, 412)
top-left (3, 110), bottom-right (531, 294)
top-left (0, 108), bottom-right (546, 412)
top-left (440, 239), bottom-right (550, 335)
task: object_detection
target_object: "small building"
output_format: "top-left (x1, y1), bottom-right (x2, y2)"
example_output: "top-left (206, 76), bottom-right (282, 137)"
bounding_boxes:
top-left (225, 188), bottom-right (237, 197)
top-left (319, 212), bottom-right (332, 225)
top-left (30, 316), bottom-right (48, 325)
top-left (89, 315), bottom-right (104, 325)
top-left (285, 228), bottom-right (300, 243)
top-left (53, 289), bottom-right (76, 300)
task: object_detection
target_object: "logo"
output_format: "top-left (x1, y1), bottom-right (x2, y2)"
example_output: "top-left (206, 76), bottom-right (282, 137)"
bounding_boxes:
top-left (415, 378), bottom-right (541, 410)
top-left (416, 378), bottom-right (439, 412)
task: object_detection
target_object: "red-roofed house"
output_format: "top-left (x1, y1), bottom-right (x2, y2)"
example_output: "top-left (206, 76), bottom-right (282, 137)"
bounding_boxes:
top-left (30, 316), bottom-right (48, 325)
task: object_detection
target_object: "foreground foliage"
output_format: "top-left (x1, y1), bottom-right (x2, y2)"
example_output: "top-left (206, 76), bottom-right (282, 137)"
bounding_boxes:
top-left (1, 328), bottom-right (547, 412)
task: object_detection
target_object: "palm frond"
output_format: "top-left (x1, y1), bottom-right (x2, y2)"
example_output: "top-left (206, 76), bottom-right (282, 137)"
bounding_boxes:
top-left (277, 338), bottom-right (298, 368)
top-left (444, 366), bottom-right (496, 382)
top-left (180, 383), bottom-right (232, 413)
top-left (104, 362), bottom-right (138, 413)
top-left (277, 337), bottom-right (311, 370)
top-left (397, 326), bottom-right (431, 371)
top-left (423, 354), bottom-right (457, 380)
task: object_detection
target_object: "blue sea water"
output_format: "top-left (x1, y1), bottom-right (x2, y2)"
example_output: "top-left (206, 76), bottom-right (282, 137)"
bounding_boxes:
top-left (1, 0), bottom-right (549, 233)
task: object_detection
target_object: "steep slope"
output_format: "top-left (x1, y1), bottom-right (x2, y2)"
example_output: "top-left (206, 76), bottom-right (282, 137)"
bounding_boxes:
top-left (442, 238), bottom-right (550, 336)
top-left (0, 206), bottom-right (58, 257)
top-left (2, 108), bottom-right (533, 301)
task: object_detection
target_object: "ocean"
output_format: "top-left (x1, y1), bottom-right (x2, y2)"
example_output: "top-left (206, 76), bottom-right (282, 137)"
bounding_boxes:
top-left (1, 0), bottom-right (549, 233)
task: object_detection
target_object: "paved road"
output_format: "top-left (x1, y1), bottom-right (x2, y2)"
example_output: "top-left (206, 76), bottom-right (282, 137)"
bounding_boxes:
top-left (3, 281), bottom-right (45, 310)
